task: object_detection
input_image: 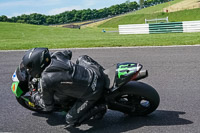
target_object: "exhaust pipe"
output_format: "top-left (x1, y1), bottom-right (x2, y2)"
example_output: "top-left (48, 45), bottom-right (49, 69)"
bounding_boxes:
top-left (134, 70), bottom-right (148, 81)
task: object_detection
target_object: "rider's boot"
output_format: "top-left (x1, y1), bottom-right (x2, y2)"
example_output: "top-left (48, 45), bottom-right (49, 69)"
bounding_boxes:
top-left (74, 104), bottom-right (107, 127)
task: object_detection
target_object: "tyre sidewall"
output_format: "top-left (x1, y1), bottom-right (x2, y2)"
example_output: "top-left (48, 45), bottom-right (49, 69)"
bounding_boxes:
top-left (119, 81), bottom-right (160, 115)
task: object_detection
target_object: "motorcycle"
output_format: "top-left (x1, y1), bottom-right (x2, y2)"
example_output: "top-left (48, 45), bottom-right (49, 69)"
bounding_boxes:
top-left (11, 62), bottom-right (160, 122)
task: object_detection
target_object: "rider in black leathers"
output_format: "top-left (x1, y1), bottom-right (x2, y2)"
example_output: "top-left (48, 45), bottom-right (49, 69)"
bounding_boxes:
top-left (21, 48), bottom-right (106, 126)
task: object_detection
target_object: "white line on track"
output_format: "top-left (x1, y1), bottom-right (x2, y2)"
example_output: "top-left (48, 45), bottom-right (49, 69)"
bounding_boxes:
top-left (1, 44), bottom-right (200, 52)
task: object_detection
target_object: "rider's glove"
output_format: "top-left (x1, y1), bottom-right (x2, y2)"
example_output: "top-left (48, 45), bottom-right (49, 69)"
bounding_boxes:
top-left (31, 92), bottom-right (45, 108)
top-left (62, 50), bottom-right (72, 60)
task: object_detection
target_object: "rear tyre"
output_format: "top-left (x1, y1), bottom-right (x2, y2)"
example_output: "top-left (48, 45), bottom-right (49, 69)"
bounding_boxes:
top-left (116, 81), bottom-right (160, 116)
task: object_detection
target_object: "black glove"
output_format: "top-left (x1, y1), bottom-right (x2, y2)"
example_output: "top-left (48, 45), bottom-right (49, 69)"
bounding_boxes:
top-left (31, 92), bottom-right (54, 112)
top-left (63, 50), bottom-right (72, 60)
top-left (31, 92), bottom-right (45, 108)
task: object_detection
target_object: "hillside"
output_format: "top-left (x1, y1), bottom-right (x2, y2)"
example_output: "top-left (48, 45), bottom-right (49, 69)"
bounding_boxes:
top-left (132, 0), bottom-right (184, 14)
top-left (97, 0), bottom-right (200, 28)
top-left (164, 0), bottom-right (200, 12)
top-left (98, 8), bottom-right (200, 28)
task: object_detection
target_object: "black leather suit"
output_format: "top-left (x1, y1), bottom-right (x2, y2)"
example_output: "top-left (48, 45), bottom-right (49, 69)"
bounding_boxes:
top-left (40, 50), bottom-right (105, 126)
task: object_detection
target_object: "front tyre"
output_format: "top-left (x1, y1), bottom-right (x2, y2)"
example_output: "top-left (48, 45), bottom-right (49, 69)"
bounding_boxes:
top-left (116, 81), bottom-right (160, 116)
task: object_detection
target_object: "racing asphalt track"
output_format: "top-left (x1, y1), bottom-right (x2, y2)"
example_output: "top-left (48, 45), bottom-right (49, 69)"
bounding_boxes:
top-left (0, 45), bottom-right (200, 133)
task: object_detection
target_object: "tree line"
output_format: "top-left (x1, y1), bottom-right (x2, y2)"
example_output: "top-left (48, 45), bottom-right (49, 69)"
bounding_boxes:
top-left (143, 0), bottom-right (171, 8)
top-left (0, 0), bottom-right (171, 25)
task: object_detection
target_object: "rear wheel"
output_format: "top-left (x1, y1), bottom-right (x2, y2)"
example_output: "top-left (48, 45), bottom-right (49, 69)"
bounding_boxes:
top-left (115, 81), bottom-right (160, 116)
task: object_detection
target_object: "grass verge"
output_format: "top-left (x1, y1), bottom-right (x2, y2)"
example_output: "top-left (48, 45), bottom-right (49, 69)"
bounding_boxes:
top-left (0, 22), bottom-right (200, 50)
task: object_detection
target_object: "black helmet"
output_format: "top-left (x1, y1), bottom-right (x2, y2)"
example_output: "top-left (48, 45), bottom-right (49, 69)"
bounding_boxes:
top-left (22, 48), bottom-right (51, 78)
top-left (16, 62), bottom-right (28, 81)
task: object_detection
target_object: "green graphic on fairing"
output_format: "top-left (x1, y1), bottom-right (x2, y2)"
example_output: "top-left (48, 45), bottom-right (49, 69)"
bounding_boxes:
top-left (118, 64), bottom-right (137, 78)
top-left (11, 82), bottom-right (23, 98)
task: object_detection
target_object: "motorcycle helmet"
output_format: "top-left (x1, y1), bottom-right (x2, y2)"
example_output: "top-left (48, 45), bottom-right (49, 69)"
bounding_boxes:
top-left (22, 48), bottom-right (51, 78)
top-left (16, 62), bottom-right (28, 81)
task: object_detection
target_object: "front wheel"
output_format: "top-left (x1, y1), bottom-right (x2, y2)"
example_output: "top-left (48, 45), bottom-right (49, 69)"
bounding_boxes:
top-left (115, 81), bottom-right (160, 116)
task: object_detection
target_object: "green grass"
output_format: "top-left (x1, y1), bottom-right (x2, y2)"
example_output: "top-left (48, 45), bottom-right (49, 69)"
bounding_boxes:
top-left (98, 0), bottom-right (200, 28)
top-left (99, 8), bottom-right (200, 28)
top-left (1, 0), bottom-right (200, 50)
top-left (0, 22), bottom-right (200, 50)
top-left (132, 0), bottom-right (184, 14)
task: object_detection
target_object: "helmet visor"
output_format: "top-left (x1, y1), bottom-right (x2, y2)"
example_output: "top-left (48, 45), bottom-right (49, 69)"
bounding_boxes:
top-left (16, 62), bottom-right (28, 81)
